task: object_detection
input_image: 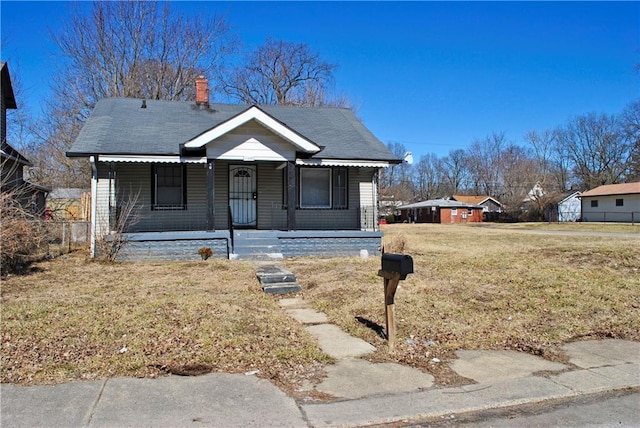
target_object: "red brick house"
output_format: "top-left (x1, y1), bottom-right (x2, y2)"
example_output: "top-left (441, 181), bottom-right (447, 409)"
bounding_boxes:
top-left (398, 199), bottom-right (483, 224)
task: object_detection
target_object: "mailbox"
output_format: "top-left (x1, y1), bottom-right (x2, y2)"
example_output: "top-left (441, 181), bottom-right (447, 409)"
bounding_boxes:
top-left (381, 253), bottom-right (413, 280)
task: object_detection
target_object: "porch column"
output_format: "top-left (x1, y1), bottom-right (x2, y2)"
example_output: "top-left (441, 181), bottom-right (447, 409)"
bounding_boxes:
top-left (286, 161), bottom-right (296, 230)
top-left (207, 159), bottom-right (215, 230)
top-left (89, 156), bottom-right (98, 258)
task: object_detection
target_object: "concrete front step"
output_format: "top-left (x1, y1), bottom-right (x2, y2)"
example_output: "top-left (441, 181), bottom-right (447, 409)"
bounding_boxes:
top-left (255, 266), bottom-right (297, 283)
top-left (230, 252), bottom-right (284, 260)
top-left (256, 265), bottom-right (301, 294)
top-left (261, 282), bottom-right (302, 295)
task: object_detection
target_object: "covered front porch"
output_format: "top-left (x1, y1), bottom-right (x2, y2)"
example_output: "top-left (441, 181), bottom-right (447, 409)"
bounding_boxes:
top-left (94, 159), bottom-right (383, 261)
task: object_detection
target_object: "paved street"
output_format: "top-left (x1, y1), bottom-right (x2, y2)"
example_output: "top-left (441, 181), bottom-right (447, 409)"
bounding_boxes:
top-left (408, 389), bottom-right (640, 427)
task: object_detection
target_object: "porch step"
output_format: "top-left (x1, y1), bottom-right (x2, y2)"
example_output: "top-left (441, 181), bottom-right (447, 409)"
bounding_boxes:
top-left (256, 266), bottom-right (301, 295)
top-left (231, 231), bottom-right (283, 260)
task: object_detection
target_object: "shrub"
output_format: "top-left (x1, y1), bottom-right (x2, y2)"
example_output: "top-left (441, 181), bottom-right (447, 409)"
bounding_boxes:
top-left (383, 233), bottom-right (407, 253)
top-left (0, 188), bottom-right (48, 274)
top-left (198, 247), bottom-right (213, 260)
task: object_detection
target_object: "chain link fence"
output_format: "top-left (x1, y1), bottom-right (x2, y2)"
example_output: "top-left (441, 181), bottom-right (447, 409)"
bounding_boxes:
top-left (44, 221), bottom-right (91, 255)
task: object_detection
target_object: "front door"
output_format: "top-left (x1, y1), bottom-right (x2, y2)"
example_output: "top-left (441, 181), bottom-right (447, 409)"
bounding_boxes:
top-left (229, 165), bottom-right (257, 228)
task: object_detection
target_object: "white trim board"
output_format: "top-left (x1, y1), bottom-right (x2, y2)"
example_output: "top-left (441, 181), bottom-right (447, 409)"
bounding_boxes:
top-left (183, 106), bottom-right (321, 154)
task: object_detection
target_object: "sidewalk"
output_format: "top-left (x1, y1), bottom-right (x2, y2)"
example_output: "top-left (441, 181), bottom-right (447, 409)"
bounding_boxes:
top-left (2, 298), bottom-right (639, 427)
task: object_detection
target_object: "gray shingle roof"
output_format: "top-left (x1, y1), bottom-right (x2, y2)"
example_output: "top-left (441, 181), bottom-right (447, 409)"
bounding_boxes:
top-left (398, 199), bottom-right (483, 210)
top-left (1, 141), bottom-right (31, 166)
top-left (68, 98), bottom-right (399, 162)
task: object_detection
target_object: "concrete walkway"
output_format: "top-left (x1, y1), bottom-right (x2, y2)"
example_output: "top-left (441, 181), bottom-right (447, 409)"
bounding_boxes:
top-left (279, 297), bottom-right (435, 399)
top-left (2, 300), bottom-right (639, 427)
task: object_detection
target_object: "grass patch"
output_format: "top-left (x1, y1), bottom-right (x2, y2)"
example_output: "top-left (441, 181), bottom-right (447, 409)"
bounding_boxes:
top-left (483, 222), bottom-right (639, 234)
top-left (288, 224), bottom-right (639, 385)
top-left (2, 223), bottom-right (638, 391)
top-left (1, 253), bottom-right (329, 393)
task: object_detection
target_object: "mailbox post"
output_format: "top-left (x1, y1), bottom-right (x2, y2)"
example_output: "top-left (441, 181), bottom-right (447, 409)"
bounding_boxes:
top-left (378, 253), bottom-right (413, 351)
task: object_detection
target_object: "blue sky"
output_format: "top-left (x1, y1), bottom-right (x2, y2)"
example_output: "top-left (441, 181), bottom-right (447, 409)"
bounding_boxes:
top-left (2, 1), bottom-right (638, 159)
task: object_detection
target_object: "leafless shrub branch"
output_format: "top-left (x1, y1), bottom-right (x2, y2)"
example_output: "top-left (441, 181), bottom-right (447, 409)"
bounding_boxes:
top-left (95, 188), bottom-right (142, 262)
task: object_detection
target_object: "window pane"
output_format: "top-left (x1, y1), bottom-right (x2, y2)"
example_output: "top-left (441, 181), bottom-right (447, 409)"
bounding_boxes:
top-left (333, 168), bottom-right (347, 208)
top-left (300, 168), bottom-right (330, 208)
top-left (591, 200), bottom-right (598, 208)
top-left (156, 165), bottom-right (183, 206)
top-left (616, 199), bottom-right (624, 206)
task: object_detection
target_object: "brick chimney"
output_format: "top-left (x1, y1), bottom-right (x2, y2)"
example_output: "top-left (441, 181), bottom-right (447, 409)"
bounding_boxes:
top-left (195, 76), bottom-right (209, 107)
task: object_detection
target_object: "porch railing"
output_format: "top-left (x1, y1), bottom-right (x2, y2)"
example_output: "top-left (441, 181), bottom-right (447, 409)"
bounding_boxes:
top-left (112, 203), bottom-right (379, 233)
top-left (228, 205), bottom-right (235, 252)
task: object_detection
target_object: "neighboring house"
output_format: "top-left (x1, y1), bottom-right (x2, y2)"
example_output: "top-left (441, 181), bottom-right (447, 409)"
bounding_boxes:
top-left (397, 199), bottom-right (484, 224)
top-left (580, 182), bottom-right (640, 223)
top-left (556, 191), bottom-right (581, 222)
top-left (524, 182), bottom-right (545, 203)
top-left (47, 188), bottom-right (91, 220)
top-left (1, 62), bottom-right (48, 214)
top-left (378, 195), bottom-right (407, 223)
top-left (67, 78), bottom-right (400, 260)
top-left (451, 194), bottom-right (502, 221)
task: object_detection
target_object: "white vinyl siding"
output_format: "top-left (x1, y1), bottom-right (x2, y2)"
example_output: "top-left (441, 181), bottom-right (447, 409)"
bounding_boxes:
top-left (94, 166), bottom-right (114, 237)
top-left (206, 121), bottom-right (297, 161)
top-left (581, 194), bottom-right (640, 223)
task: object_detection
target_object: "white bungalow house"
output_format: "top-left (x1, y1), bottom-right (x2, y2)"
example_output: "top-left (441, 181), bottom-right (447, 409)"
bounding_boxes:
top-left (580, 182), bottom-right (640, 223)
top-left (67, 79), bottom-right (400, 260)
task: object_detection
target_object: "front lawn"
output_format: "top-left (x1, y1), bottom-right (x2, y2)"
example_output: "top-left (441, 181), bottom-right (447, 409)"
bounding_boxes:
top-left (2, 223), bottom-right (638, 393)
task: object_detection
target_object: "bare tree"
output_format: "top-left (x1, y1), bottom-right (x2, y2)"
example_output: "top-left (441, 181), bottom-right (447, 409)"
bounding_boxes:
top-left (498, 144), bottom-right (541, 212)
top-left (380, 142), bottom-right (413, 192)
top-left (52, 1), bottom-right (234, 111)
top-left (414, 153), bottom-right (441, 200)
top-left (437, 149), bottom-right (470, 196)
top-left (556, 112), bottom-right (631, 189)
top-left (29, 1), bottom-right (235, 188)
top-left (218, 38), bottom-right (345, 107)
top-left (525, 129), bottom-right (572, 192)
top-left (466, 132), bottom-right (507, 196)
top-left (620, 99), bottom-right (640, 181)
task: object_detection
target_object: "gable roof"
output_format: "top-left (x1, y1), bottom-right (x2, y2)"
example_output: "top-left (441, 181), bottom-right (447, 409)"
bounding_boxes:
top-left (1, 140), bottom-right (31, 166)
top-left (581, 182), bottom-right (640, 197)
top-left (1, 62), bottom-right (17, 110)
top-left (452, 195), bottom-right (502, 206)
top-left (398, 198), bottom-right (483, 210)
top-left (182, 105), bottom-right (321, 154)
top-left (67, 98), bottom-right (399, 163)
top-left (558, 191), bottom-right (581, 205)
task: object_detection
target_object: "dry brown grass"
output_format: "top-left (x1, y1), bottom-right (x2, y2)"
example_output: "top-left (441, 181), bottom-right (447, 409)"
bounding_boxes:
top-left (288, 224), bottom-right (640, 386)
top-left (1, 253), bottom-right (329, 397)
top-left (2, 223), bottom-right (638, 393)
